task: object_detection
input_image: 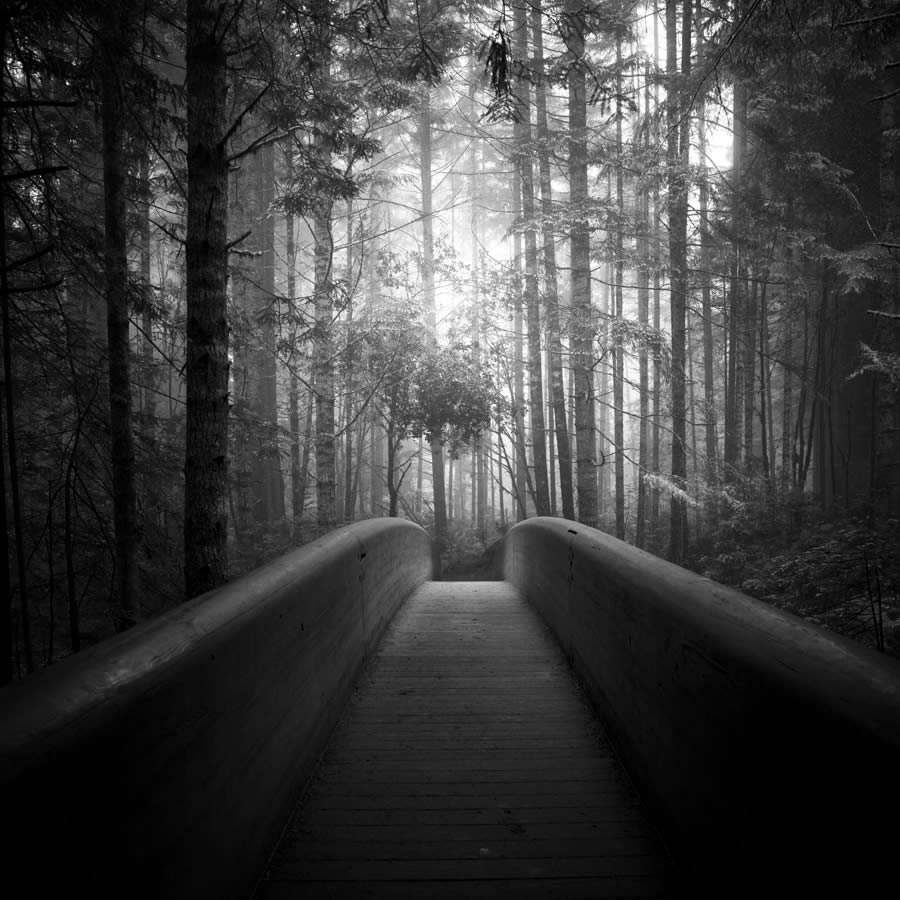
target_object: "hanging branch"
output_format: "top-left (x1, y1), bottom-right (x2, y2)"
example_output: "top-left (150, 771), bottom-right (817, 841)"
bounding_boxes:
top-left (480, 17), bottom-right (519, 122)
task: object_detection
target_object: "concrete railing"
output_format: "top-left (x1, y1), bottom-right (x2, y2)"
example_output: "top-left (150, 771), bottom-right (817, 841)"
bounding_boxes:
top-left (0, 518), bottom-right (432, 900)
top-left (501, 517), bottom-right (900, 898)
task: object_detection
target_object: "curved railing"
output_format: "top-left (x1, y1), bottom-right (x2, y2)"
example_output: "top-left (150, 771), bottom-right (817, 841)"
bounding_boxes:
top-left (6, 514), bottom-right (899, 899)
top-left (0, 518), bottom-right (432, 900)
top-left (500, 516), bottom-right (900, 898)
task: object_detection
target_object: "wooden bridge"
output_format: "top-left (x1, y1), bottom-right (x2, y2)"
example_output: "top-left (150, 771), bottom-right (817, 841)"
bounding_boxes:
top-left (3, 518), bottom-right (899, 899)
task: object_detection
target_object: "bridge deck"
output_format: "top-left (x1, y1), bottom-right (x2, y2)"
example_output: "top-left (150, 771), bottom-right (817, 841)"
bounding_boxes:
top-left (256, 581), bottom-right (677, 899)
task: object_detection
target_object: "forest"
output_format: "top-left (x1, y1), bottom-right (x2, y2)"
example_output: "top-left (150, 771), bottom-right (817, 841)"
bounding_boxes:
top-left (2, 0), bottom-right (898, 681)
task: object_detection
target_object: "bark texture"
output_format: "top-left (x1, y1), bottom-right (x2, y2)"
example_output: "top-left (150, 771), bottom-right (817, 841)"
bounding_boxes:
top-left (184, 0), bottom-right (230, 598)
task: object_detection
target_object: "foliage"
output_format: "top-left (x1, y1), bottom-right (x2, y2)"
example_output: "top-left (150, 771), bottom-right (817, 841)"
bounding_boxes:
top-left (694, 482), bottom-right (900, 658)
top-left (412, 342), bottom-right (495, 448)
top-left (440, 518), bottom-right (490, 576)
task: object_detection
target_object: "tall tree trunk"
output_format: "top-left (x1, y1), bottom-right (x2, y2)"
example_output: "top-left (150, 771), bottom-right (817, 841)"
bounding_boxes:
top-left (343, 205), bottom-right (356, 523)
top-left (613, 34), bottom-right (626, 540)
top-left (515, 0), bottom-right (550, 516)
top-left (759, 275), bottom-right (775, 486)
top-left (532, 0), bottom-right (574, 520)
top-left (598, 255), bottom-right (611, 518)
top-left (782, 293), bottom-right (794, 485)
top-left (636, 66), bottom-right (651, 549)
top-left (723, 80), bottom-right (746, 477)
top-left (565, 0), bottom-right (597, 527)
top-left (874, 62), bottom-right (900, 513)
top-left (313, 148), bottom-right (336, 534)
top-left (1, 13), bottom-right (35, 676)
top-left (138, 143), bottom-right (156, 443)
top-left (743, 272), bottom-right (758, 473)
top-left (417, 97), bottom-right (448, 566)
top-left (185, 0), bottom-right (231, 598)
top-left (696, 8), bottom-right (718, 490)
top-left (284, 145), bottom-right (304, 527)
top-left (650, 2), bottom-right (662, 546)
top-left (298, 383), bottom-right (313, 522)
top-left (256, 142), bottom-right (284, 524)
top-left (512, 165), bottom-right (528, 520)
top-left (666, 0), bottom-right (691, 564)
top-left (100, 8), bottom-right (138, 627)
top-left (546, 347), bottom-right (557, 515)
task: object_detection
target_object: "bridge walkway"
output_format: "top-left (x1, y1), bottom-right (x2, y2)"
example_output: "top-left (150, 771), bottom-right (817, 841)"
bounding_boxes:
top-left (255, 581), bottom-right (677, 899)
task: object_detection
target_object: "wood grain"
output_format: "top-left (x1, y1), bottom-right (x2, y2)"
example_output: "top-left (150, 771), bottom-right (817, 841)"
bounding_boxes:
top-left (256, 582), bottom-right (676, 899)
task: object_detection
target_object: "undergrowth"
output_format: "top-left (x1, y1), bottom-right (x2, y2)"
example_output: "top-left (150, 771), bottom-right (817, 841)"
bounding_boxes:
top-left (692, 483), bottom-right (900, 658)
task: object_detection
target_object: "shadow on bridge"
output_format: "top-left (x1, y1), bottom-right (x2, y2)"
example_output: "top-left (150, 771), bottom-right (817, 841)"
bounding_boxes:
top-left (3, 517), bottom-right (899, 899)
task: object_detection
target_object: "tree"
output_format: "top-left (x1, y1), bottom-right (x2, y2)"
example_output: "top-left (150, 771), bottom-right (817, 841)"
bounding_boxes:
top-left (666, 0), bottom-right (690, 564)
top-left (184, 0), bottom-right (232, 598)
top-left (513, 0), bottom-right (550, 517)
top-left (99, 5), bottom-right (139, 626)
top-left (532, 0), bottom-right (575, 521)
top-left (565, 0), bottom-right (598, 527)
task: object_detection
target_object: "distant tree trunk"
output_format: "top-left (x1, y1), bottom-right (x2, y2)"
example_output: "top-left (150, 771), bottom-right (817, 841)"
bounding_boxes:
top-left (185, 0), bottom-right (231, 598)
top-left (743, 272), bottom-right (758, 473)
top-left (288, 369), bottom-right (301, 522)
top-left (386, 420), bottom-right (400, 517)
top-left (565, 0), bottom-right (597, 527)
top-left (1, 18), bottom-right (34, 677)
top-left (688, 321), bottom-right (700, 528)
top-left (298, 385), bottom-right (313, 520)
top-left (650, 4), bottom-right (662, 546)
top-left (874, 64), bottom-right (900, 513)
top-left (417, 96), bottom-right (448, 565)
top-left (724, 81), bottom-right (746, 477)
top-left (696, 12), bottom-right (718, 489)
top-left (343, 206), bottom-right (356, 524)
top-left (636, 66), bottom-right (651, 549)
top-left (284, 146), bottom-right (304, 527)
top-left (313, 154), bottom-right (336, 533)
top-left (467, 50), bottom-right (488, 535)
top-left (759, 275), bottom-right (775, 486)
top-left (256, 142), bottom-right (284, 524)
top-left (100, 7), bottom-right (138, 626)
top-left (546, 347), bottom-right (557, 516)
top-left (512, 166), bottom-right (528, 520)
top-left (417, 104), bottom-right (436, 335)
top-left (613, 34), bottom-right (626, 541)
top-left (371, 407), bottom-right (384, 514)
top-left (532, 0), bottom-right (573, 520)
top-left (598, 260), bottom-right (611, 519)
top-left (447, 449), bottom-right (454, 522)
top-left (138, 142), bottom-right (156, 437)
top-left (666, 0), bottom-right (691, 564)
top-left (782, 294), bottom-right (794, 484)
top-left (514, 0), bottom-right (550, 517)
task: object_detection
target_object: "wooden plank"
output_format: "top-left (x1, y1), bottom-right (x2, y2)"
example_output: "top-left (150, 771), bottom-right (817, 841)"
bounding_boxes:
top-left (292, 807), bottom-right (645, 827)
top-left (269, 855), bottom-right (668, 881)
top-left (277, 820), bottom-right (657, 845)
top-left (277, 835), bottom-right (660, 861)
top-left (255, 582), bottom-right (677, 899)
top-left (260, 876), bottom-right (671, 900)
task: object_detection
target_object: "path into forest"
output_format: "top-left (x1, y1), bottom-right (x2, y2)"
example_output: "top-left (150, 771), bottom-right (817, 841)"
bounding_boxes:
top-left (254, 581), bottom-right (677, 899)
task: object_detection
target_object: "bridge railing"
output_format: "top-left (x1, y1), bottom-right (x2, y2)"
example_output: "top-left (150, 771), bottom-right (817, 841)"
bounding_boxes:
top-left (500, 516), bottom-right (900, 898)
top-left (0, 518), bottom-right (432, 900)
